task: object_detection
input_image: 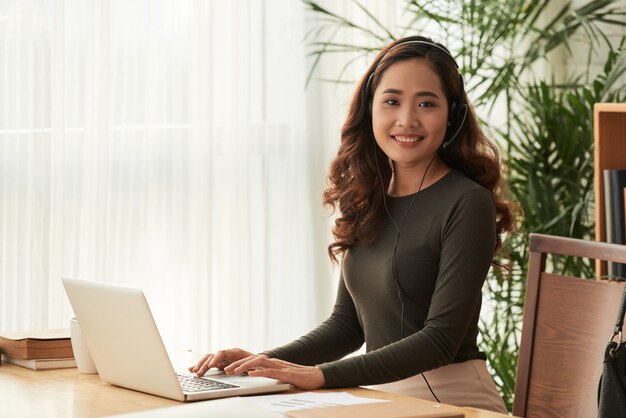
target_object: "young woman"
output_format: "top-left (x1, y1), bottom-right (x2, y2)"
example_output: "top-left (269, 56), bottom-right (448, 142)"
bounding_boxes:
top-left (190, 35), bottom-right (516, 413)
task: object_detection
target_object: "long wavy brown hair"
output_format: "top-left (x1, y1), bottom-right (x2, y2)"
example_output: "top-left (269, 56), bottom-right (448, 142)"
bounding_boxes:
top-left (323, 35), bottom-right (517, 263)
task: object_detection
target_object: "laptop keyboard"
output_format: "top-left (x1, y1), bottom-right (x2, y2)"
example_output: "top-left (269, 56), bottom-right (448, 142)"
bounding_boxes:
top-left (176, 373), bottom-right (240, 392)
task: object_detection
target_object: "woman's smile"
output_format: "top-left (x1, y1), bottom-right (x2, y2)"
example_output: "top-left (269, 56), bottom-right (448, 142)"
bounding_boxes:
top-left (391, 134), bottom-right (426, 143)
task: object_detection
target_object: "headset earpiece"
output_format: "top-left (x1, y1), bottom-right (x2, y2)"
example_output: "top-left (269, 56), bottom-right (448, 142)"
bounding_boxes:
top-left (449, 101), bottom-right (459, 122)
top-left (442, 74), bottom-right (467, 149)
top-left (442, 102), bottom-right (467, 149)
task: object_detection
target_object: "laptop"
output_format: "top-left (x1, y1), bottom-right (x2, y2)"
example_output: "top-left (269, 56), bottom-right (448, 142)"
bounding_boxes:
top-left (61, 277), bottom-right (291, 401)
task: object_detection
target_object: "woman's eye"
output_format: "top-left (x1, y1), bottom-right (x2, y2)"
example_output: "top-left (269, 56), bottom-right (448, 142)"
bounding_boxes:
top-left (419, 102), bottom-right (434, 108)
top-left (384, 99), bottom-right (399, 106)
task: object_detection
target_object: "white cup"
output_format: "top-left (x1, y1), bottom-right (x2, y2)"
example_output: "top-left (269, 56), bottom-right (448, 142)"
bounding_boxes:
top-left (70, 317), bottom-right (98, 374)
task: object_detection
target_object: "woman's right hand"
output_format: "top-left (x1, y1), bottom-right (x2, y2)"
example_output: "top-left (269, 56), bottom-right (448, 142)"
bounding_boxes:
top-left (188, 348), bottom-right (267, 377)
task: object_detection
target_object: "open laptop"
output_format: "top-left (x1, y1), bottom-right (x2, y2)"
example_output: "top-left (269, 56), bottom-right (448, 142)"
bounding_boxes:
top-left (61, 277), bottom-right (291, 401)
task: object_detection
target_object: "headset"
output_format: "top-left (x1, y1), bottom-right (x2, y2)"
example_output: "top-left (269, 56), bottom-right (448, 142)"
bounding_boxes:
top-left (367, 38), bottom-right (468, 403)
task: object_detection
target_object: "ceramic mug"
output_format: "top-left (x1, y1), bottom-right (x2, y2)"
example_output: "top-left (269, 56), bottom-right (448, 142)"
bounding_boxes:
top-left (69, 317), bottom-right (98, 374)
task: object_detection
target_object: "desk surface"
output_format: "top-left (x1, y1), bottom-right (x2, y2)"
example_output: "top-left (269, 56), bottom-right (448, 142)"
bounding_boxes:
top-left (0, 362), bottom-right (511, 418)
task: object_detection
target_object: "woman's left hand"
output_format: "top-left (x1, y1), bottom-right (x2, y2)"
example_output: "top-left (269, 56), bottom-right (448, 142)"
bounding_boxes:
top-left (223, 356), bottom-right (325, 390)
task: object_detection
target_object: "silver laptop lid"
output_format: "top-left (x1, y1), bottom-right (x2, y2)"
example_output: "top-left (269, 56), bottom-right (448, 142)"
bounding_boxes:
top-left (62, 277), bottom-right (185, 401)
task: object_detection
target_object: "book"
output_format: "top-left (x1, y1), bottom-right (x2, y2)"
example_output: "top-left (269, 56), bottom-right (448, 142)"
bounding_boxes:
top-left (0, 329), bottom-right (74, 360)
top-left (1, 354), bottom-right (76, 370)
top-left (604, 169), bottom-right (626, 279)
top-left (604, 170), bottom-right (615, 277)
top-left (285, 398), bottom-right (464, 418)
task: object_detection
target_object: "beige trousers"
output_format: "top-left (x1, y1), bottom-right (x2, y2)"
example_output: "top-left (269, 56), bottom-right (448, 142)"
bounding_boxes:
top-left (365, 359), bottom-right (508, 414)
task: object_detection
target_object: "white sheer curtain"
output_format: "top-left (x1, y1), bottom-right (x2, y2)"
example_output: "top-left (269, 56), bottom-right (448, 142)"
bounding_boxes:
top-left (0, 0), bottom-right (334, 354)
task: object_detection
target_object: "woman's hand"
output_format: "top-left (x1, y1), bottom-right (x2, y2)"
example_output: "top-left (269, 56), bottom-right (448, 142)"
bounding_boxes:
top-left (189, 348), bottom-right (264, 376)
top-left (224, 356), bottom-right (325, 390)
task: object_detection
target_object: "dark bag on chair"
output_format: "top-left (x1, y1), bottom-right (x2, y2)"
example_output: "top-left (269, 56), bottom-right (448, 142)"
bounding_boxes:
top-left (598, 283), bottom-right (626, 418)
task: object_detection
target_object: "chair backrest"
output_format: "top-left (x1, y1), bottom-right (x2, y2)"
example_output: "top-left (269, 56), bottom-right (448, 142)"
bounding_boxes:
top-left (513, 234), bottom-right (626, 418)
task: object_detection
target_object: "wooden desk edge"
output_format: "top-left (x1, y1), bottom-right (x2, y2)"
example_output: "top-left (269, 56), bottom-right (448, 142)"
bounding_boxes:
top-left (0, 362), bottom-right (514, 417)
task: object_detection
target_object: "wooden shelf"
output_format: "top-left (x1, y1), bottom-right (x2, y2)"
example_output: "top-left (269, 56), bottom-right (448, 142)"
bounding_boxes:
top-left (594, 103), bottom-right (626, 277)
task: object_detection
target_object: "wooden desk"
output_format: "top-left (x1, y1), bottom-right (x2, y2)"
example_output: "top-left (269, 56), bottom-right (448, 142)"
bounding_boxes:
top-left (0, 363), bottom-right (512, 417)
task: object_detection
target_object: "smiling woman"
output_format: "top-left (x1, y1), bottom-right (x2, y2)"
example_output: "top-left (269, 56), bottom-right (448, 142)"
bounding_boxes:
top-left (190, 35), bottom-right (518, 414)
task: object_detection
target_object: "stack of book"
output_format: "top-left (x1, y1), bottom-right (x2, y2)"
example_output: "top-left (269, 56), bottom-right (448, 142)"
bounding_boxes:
top-left (604, 168), bottom-right (626, 280)
top-left (0, 329), bottom-right (76, 370)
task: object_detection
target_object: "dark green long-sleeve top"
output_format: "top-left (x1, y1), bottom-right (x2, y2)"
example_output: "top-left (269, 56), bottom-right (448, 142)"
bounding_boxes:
top-left (265, 169), bottom-right (496, 388)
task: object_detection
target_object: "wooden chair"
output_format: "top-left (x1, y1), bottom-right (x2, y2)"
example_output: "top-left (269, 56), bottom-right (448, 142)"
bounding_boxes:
top-left (513, 233), bottom-right (626, 418)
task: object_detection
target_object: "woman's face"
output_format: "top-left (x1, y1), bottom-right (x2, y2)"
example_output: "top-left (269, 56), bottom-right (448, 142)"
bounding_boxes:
top-left (371, 58), bottom-right (449, 170)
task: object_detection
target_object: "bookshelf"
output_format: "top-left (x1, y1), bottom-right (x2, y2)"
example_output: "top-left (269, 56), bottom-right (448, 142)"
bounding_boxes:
top-left (594, 103), bottom-right (626, 277)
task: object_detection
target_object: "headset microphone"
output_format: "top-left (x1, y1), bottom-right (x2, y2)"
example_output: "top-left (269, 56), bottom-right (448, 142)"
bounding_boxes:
top-left (441, 72), bottom-right (468, 149)
top-left (442, 103), bottom-right (468, 149)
